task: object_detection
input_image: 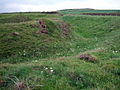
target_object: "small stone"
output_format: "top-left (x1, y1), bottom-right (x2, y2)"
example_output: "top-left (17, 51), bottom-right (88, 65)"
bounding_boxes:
top-left (12, 32), bottom-right (20, 36)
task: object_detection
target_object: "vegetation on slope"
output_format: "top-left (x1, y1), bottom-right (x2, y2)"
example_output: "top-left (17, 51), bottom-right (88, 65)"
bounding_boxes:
top-left (0, 12), bottom-right (120, 90)
top-left (0, 14), bottom-right (72, 63)
top-left (59, 9), bottom-right (120, 14)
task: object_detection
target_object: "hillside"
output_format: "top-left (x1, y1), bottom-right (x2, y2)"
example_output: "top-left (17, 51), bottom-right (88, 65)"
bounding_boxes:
top-left (0, 11), bottom-right (120, 90)
top-left (59, 9), bottom-right (120, 14)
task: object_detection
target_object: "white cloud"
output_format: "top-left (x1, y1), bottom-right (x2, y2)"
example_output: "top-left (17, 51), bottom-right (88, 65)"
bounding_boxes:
top-left (0, 0), bottom-right (120, 12)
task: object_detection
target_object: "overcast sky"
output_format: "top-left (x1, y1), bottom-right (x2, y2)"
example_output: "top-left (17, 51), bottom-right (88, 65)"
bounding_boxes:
top-left (0, 0), bottom-right (120, 13)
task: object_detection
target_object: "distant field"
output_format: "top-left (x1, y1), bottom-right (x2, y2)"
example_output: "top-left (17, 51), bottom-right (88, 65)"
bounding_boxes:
top-left (0, 10), bottom-right (120, 90)
top-left (59, 9), bottom-right (120, 14)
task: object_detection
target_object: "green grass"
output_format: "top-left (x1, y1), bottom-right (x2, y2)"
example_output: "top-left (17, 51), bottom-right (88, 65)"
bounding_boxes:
top-left (0, 12), bottom-right (120, 90)
top-left (0, 16), bottom-right (72, 63)
top-left (59, 9), bottom-right (120, 14)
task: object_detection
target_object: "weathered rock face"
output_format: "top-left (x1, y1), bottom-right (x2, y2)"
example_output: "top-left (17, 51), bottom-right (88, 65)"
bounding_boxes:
top-left (79, 54), bottom-right (96, 62)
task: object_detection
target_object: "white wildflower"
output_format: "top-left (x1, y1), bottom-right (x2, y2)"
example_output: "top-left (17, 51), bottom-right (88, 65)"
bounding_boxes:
top-left (45, 67), bottom-right (48, 70)
top-left (50, 70), bottom-right (54, 72)
top-left (50, 67), bottom-right (53, 69)
top-left (34, 60), bottom-right (38, 62)
top-left (115, 51), bottom-right (118, 53)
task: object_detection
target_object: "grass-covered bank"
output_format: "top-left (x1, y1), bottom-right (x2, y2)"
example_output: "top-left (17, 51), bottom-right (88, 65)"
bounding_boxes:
top-left (0, 12), bottom-right (120, 90)
top-left (0, 57), bottom-right (119, 90)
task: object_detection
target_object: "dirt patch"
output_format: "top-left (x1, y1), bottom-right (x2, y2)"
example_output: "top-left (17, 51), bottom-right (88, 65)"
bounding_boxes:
top-left (79, 54), bottom-right (96, 62)
top-left (32, 19), bottom-right (49, 34)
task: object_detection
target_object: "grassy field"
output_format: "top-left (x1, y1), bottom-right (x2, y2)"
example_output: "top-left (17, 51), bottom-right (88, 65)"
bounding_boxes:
top-left (0, 10), bottom-right (120, 90)
top-left (59, 9), bottom-right (120, 14)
